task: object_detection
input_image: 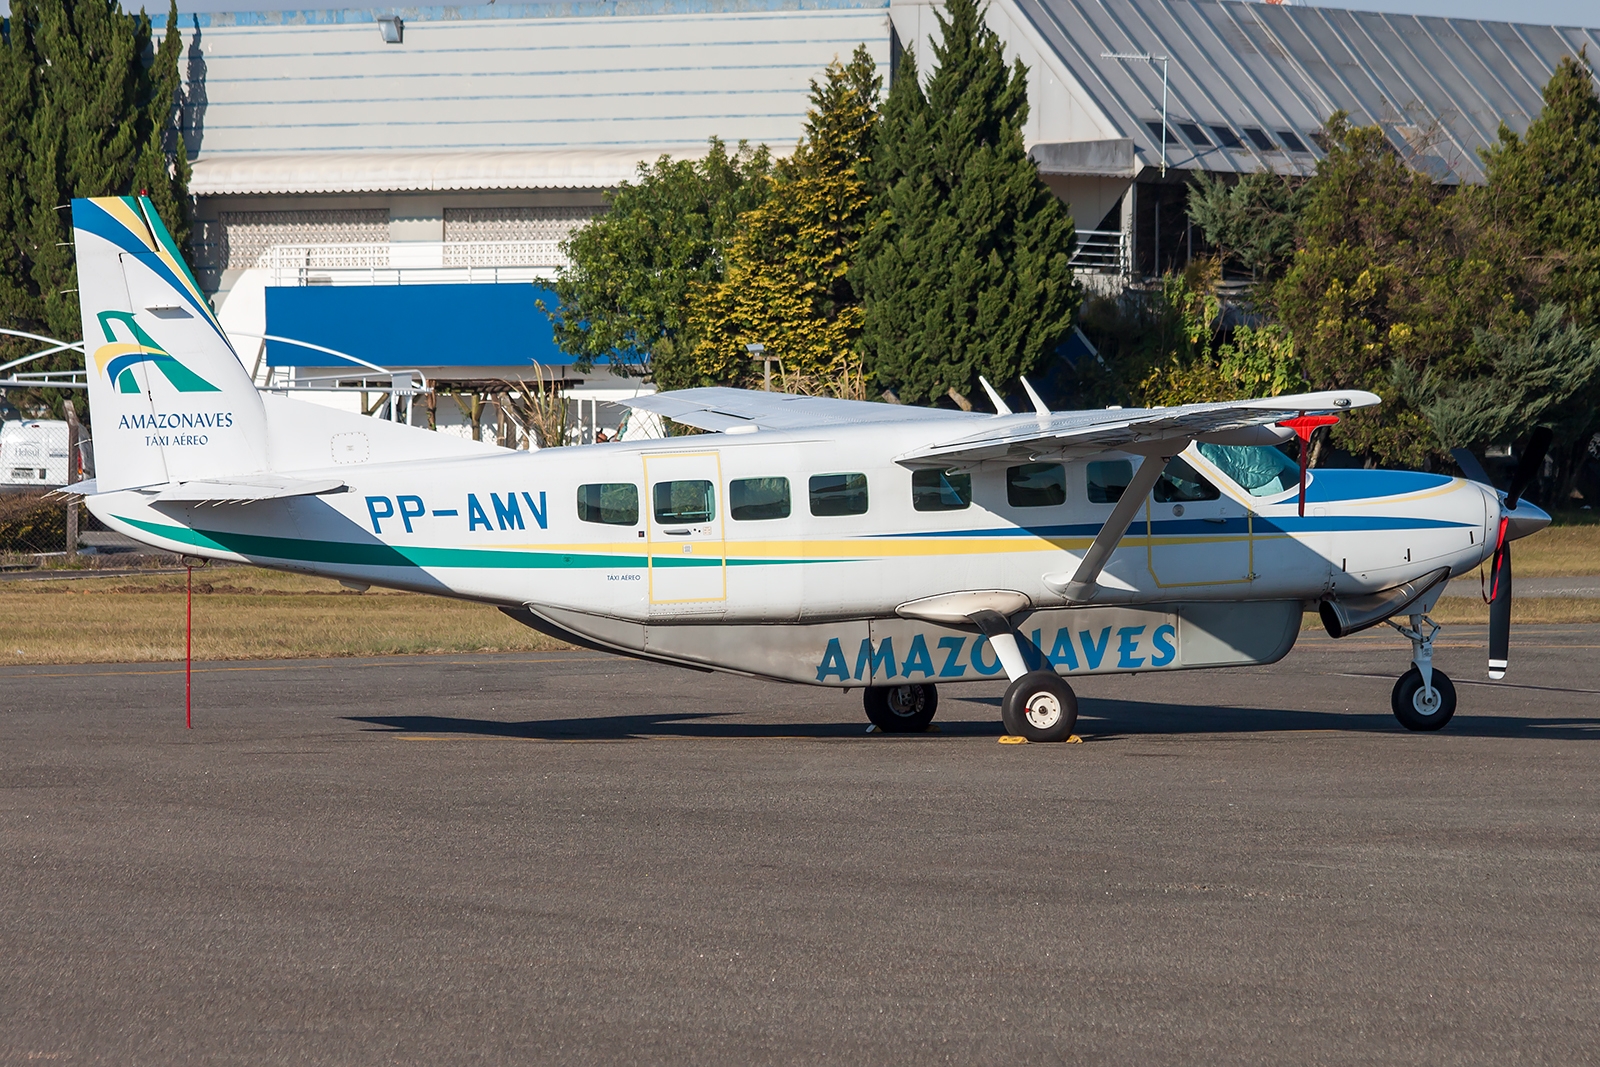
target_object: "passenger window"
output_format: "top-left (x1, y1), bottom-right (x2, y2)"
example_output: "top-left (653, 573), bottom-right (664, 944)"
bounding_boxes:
top-left (576, 482), bottom-right (639, 525)
top-left (809, 473), bottom-right (869, 516)
top-left (1006, 463), bottom-right (1066, 507)
top-left (653, 480), bottom-right (715, 524)
top-left (729, 477), bottom-right (790, 520)
top-left (1086, 460), bottom-right (1133, 504)
top-left (1152, 457), bottom-right (1221, 503)
top-left (912, 469), bottom-right (971, 512)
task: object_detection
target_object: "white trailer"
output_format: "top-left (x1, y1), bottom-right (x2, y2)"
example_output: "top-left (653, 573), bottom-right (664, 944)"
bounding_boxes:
top-left (0, 419), bottom-right (71, 488)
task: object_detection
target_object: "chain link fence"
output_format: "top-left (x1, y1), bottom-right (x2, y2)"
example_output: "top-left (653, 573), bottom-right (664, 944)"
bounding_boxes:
top-left (0, 490), bottom-right (174, 570)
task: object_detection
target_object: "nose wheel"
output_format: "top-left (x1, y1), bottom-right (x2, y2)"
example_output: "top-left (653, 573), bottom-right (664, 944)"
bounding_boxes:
top-left (1386, 613), bottom-right (1456, 731)
top-left (1391, 667), bottom-right (1457, 730)
top-left (863, 683), bottom-right (938, 732)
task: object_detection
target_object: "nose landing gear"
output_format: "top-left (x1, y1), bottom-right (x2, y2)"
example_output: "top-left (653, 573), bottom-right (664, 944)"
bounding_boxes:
top-left (1386, 613), bottom-right (1456, 730)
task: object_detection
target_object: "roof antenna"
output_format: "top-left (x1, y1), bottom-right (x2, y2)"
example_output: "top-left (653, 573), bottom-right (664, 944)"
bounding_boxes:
top-left (978, 376), bottom-right (1012, 415)
top-left (1019, 376), bottom-right (1050, 416)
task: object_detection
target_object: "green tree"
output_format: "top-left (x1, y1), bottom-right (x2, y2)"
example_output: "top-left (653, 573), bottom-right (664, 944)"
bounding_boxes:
top-left (1475, 51), bottom-right (1600, 497)
top-left (1077, 259), bottom-right (1304, 410)
top-left (1187, 170), bottom-right (1305, 285)
top-left (678, 46), bottom-right (880, 394)
top-left (547, 138), bottom-right (771, 375)
top-left (132, 0), bottom-right (192, 255)
top-left (1401, 304), bottom-right (1600, 458)
top-left (1272, 113), bottom-right (1522, 468)
top-left (0, 4), bottom-right (38, 343)
top-left (853, 0), bottom-right (1078, 406)
top-left (0, 0), bottom-right (192, 417)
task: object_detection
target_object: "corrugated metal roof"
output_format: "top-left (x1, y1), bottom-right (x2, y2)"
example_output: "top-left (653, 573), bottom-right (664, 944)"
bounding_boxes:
top-left (1009, 0), bottom-right (1600, 182)
top-left (183, 1), bottom-right (891, 193)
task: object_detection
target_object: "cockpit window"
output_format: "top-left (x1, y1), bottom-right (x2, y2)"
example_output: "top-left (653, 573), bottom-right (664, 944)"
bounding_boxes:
top-left (1196, 443), bottom-right (1300, 497)
top-left (1153, 457), bottom-right (1220, 502)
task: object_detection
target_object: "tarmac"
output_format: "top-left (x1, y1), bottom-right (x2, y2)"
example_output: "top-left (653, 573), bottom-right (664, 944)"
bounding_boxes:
top-left (3, 624), bottom-right (1599, 1065)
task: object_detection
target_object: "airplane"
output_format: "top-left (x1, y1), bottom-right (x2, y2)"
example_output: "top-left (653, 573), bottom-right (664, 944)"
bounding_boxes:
top-left (66, 195), bottom-right (1552, 740)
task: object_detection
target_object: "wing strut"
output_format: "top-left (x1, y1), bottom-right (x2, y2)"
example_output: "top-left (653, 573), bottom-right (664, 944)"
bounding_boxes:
top-left (1043, 448), bottom-right (1177, 603)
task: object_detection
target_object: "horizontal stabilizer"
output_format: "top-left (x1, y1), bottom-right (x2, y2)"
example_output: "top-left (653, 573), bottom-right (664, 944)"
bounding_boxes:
top-left (148, 474), bottom-right (346, 503)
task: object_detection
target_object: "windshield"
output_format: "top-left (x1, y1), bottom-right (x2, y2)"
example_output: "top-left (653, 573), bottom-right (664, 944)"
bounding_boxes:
top-left (1196, 443), bottom-right (1300, 498)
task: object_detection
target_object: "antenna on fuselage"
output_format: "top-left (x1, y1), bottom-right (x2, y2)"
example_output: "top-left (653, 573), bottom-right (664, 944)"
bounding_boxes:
top-left (977, 377), bottom-right (1012, 416)
top-left (1019, 376), bottom-right (1050, 416)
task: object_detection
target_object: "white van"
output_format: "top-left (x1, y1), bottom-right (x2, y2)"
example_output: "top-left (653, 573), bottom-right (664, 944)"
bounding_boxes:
top-left (0, 419), bottom-right (71, 487)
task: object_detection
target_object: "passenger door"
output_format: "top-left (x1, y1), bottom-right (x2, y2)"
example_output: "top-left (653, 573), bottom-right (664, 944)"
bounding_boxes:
top-left (643, 451), bottom-right (727, 611)
top-left (1144, 454), bottom-right (1252, 588)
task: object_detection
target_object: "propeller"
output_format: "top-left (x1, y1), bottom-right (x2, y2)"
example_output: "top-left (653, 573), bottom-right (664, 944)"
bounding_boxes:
top-left (1462, 428), bottom-right (1553, 680)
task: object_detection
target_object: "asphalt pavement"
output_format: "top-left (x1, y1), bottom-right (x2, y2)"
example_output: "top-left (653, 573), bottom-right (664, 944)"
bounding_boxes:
top-left (3, 624), bottom-right (1599, 1065)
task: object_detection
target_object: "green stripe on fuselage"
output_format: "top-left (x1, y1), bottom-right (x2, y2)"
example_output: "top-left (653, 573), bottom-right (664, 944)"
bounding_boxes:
top-left (116, 515), bottom-right (819, 570)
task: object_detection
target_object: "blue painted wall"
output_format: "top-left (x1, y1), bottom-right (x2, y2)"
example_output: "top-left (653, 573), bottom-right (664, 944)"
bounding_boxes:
top-left (265, 283), bottom-right (573, 368)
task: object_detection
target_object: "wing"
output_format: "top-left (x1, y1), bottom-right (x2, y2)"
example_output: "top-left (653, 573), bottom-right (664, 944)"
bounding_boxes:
top-left (895, 390), bottom-right (1380, 467)
top-left (622, 387), bottom-right (983, 434)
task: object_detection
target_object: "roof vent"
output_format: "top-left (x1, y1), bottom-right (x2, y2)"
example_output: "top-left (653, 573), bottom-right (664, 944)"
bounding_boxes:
top-left (377, 15), bottom-right (403, 44)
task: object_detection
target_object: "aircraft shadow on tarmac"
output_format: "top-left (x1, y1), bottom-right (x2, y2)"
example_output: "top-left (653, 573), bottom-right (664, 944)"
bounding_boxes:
top-left (348, 697), bottom-right (1600, 742)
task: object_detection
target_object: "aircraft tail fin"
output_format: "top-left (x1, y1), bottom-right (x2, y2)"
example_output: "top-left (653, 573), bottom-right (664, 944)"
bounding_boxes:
top-left (73, 196), bottom-right (268, 492)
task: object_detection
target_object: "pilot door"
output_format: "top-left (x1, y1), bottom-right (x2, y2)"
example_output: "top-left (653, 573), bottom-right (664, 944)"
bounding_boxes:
top-left (1145, 454), bottom-right (1253, 588)
top-left (643, 451), bottom-right (727, 610)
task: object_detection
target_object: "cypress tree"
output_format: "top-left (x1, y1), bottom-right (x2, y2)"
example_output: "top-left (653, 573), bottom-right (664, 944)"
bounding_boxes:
top-left (0, 1), bottom-right (39, 360)
top-left (0, 0), bottom-right (193, 414)
top-left (132, 0), bottom-right (190, 254)
top-left (1480, 52), bottom-right (1600, 330)
top-left (854, 0), bottom-right (1078, 406)
top-left (1475, 51), bottom-right (1600, 498)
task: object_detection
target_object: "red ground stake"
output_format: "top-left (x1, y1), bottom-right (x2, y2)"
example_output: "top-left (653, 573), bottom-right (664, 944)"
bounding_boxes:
top-left (186, 564), bottom-right (193, 730)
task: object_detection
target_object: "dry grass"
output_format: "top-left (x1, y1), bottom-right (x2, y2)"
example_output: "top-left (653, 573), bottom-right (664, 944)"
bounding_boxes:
top-left (0, 565), bottom-right (567, 665)
top-left (1512, 523), bottom-right (1600, 577)
top-left (1301, 598), bottom-right (1600, 628)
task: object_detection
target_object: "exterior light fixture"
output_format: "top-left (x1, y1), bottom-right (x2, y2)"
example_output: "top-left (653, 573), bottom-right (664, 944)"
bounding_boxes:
top-left (377, 15), bottom-right (403, 43)
top-left (745, 343), bottom-right (772, 392)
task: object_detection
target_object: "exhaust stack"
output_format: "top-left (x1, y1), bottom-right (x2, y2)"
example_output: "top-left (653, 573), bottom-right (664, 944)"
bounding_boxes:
top-left (1320, 568), bottom-right (1451, 639)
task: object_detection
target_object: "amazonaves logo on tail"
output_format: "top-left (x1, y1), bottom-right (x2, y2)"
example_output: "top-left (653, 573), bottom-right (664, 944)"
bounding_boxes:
top-left (93, 312), bottom-right (219, 394)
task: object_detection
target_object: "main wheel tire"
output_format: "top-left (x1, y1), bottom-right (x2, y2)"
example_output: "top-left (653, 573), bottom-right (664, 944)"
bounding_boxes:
top-left (1000, 671), bottom-right (1079, 742)
top-left (1391, 667), bottom-right (1457, 731)
top-left (864, 683), bottom-right (938, 732)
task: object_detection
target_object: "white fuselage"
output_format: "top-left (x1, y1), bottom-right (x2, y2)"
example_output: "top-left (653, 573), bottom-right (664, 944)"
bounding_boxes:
top-left (87, 420), bottom-right (1499, 686)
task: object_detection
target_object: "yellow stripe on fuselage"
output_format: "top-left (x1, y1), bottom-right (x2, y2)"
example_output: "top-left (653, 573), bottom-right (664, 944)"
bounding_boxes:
top-left (483, 532), bottom-right (1278, 561)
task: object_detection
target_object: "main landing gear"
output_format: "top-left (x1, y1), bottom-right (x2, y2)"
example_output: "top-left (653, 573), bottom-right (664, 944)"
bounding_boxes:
top-left (1000, 671), bottom-right (1079, 742)
top-left (1386, 613), bottom-right (1457, 731)
top-left (861, 672), bottom-right (1082, 742)
top-left (863, 683), bottom-right (938, 732)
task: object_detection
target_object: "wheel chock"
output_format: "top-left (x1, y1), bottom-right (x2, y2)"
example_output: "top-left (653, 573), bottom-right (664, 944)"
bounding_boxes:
top-left (998, 734), bottom-right (1083, 745)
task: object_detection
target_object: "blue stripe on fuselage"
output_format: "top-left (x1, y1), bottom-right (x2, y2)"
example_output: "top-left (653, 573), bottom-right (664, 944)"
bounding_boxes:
top-left (1301, 469), bottom-right (1453, 503)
